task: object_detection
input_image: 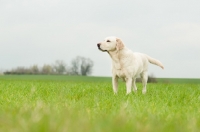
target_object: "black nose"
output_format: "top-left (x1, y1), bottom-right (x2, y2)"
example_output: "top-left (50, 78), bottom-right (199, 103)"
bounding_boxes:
top-left (97, 43), bottom-right (101, 48)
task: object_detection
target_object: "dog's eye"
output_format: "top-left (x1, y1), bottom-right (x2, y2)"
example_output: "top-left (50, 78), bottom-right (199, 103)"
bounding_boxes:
top-left (107, 40), bottom-right (111, 42)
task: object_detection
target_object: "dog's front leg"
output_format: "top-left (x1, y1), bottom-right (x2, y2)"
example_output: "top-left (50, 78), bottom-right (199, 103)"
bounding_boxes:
top-left (112, 75), bottom-right (118, 94)
top-left (126, 78), bottom-right (132, 95)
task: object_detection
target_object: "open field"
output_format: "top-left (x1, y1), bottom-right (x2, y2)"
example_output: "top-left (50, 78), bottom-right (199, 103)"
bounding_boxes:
top-left (157, 78), bottom-right (200, 84)
top-left (0, 75), bottom-right (199, 83)
top-left (0, 75), bottom-right (200, 132)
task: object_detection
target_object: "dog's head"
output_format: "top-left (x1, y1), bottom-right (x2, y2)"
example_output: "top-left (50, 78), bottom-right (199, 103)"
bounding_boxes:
top-left (97, 36), bottom-right (124, 52)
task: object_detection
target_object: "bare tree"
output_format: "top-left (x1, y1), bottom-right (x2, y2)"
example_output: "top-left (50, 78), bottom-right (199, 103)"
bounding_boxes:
top-left (30, 65), bottom-right (40, 74)
top-left (69, 56), bottom-right (81, 75)
top-left (42, 64), bottom-right (53, 74)
top-left (80, 57), bottom-right (94, 76)
top-left (53, 60), bottom-right (67, 74)
top-left (69, 56), bottom-right (94, 76)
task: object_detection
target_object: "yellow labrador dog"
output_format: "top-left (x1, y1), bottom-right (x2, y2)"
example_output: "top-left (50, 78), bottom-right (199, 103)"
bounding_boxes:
top-left (97, 36), bottom-right (164, 94)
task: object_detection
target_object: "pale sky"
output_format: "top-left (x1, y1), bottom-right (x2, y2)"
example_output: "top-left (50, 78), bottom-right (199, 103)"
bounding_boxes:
top-left (0, 0), bottom-right (200, 78)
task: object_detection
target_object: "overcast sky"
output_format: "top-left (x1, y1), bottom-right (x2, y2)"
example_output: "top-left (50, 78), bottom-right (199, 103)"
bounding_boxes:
top-left (0, 0), bottom-right (200, 78)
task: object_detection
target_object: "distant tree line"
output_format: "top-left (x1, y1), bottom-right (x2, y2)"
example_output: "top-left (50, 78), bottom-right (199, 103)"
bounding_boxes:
top-left (4, 56), bottom-right (94, 76)
top-left (136, 74), bottom-right (157, 83)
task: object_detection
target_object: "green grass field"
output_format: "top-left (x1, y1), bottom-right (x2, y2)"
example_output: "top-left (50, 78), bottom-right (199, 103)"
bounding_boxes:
top-left (0, 75), bottom-right (200, 132)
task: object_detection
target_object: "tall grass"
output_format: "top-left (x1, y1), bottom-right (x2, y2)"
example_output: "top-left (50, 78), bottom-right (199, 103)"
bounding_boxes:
top-left (0, 76), bottom-right (200, 132)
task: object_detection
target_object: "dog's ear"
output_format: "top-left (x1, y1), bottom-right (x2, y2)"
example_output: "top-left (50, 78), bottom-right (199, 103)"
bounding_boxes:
top-left (116, 38), bottom-right (124, 50)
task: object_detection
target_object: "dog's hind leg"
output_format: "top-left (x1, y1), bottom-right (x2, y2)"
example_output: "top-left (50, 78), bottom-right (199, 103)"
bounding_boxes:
top-left (126, 77), bottom-right (132, 95)
top-left (132, 78), bottom-right (137, 92)
top-left (140, 72), bottom-right (148, 94)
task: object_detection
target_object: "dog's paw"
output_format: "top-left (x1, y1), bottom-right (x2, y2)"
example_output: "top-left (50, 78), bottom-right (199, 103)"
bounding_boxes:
top-left (133, 89), bottom-right (137, 93)
top-left (142, 89), bottom-right (146, 94)
top-left (126, 91), bottom-right (132, 95)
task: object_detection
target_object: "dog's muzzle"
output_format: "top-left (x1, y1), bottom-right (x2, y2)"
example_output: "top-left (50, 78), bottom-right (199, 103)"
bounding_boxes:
top-left (97, 43), bottom-right (107, 52)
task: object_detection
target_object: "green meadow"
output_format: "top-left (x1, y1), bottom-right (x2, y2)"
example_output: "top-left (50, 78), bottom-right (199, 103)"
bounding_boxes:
top-left (0, 75), bottom-right (200, 132)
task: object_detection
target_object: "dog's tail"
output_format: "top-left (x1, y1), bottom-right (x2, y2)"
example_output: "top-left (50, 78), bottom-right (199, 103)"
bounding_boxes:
top-left (146, 55), bottom-right (164, 69)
